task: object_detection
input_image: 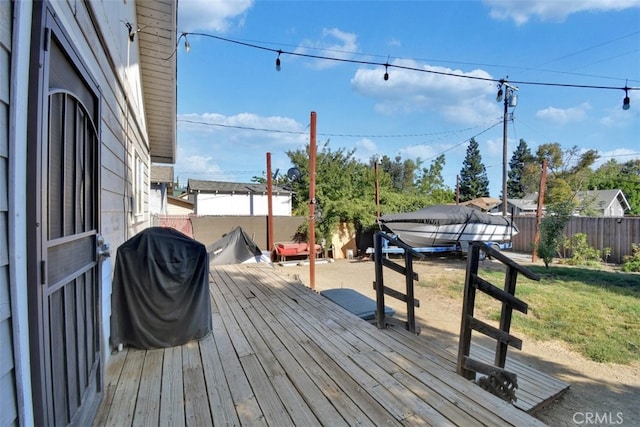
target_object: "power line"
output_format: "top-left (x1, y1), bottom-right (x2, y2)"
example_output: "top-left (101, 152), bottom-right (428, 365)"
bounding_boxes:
top-left (177, 117), bottom-right (504, 140)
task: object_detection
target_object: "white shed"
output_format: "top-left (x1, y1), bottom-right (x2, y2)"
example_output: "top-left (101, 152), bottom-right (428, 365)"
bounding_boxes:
top-left (187, 179), bottom-right (293, 216)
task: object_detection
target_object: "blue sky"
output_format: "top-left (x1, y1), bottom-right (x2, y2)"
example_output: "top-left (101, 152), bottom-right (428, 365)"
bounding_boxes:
top-left (174, 0), bottom-right (639, 196)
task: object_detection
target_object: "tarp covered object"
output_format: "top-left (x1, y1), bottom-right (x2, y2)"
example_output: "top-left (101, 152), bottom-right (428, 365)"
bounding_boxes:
top-left (207, 226), bottom-right (269, 265)
top-left (110, 227), bottom-right (212, 349)
top-left (381, 204), bottom-right (515, 228)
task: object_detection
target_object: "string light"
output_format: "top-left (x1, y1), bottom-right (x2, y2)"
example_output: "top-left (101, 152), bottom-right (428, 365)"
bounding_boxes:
top-left (623, 86), bottom-right (630, 110)
top-left (184, 34), bottom-right (191, 53)
top-left (176, 31), bottom-right (638, 93)
top-left (496, 81), bottom-right (504, 102)
top-left (154, 28), bottom-right (638, 110)
top-left (125, 22), bottom-right (135, 42)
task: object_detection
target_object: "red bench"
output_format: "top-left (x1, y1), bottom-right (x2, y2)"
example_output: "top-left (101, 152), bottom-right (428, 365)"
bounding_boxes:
top-left (274, 242), bottom-right (322, 262)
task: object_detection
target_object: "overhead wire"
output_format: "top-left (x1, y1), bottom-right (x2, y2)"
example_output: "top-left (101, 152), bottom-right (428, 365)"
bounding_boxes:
top-left (173, 31), bottom-right (639, 92)
top-left (177, 117), bottom-right (503, 140)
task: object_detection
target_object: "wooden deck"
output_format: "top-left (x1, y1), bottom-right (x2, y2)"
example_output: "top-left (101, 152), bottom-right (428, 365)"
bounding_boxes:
top-left (95, 263), bottom-right (566, 426)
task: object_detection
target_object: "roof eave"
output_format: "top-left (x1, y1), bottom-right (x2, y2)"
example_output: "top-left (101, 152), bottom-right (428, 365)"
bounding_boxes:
top-left (136, 0), bottom-right (177, 164)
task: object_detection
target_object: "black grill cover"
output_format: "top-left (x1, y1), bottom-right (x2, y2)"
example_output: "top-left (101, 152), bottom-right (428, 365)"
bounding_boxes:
top-left (110, 227), bottom-right (212, 349)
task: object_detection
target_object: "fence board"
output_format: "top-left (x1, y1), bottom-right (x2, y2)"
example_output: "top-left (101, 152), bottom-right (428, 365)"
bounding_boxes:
top-left (511, 216), bottom-right (640, 264)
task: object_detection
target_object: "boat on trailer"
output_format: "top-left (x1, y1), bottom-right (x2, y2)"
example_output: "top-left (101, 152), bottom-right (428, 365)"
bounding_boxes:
top-left (379, 204), bottom-right (518, 249)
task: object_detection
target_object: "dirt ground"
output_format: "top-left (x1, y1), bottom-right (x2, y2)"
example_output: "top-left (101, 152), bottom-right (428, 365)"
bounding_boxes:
top-left (275, 254), bottom-right (640, 426)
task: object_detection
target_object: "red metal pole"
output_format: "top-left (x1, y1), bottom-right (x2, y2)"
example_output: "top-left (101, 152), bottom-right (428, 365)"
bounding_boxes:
top-left (375, 161), bottom-right (380, 219)
top-left (267, 152), bottom-right (274, 256)
top-left (309, 112), bottom-right (317, 290)
top-left (532, 159), bottom-right (547, 262)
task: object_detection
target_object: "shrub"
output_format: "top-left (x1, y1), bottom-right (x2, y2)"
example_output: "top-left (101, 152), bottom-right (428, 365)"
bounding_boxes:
top-left (559, 233), bottom-right (608, 267)
top-left (621, 243), bottom-right (640, 272)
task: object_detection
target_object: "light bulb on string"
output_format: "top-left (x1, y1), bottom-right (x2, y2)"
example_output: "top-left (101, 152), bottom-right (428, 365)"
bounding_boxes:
top-left (276, 50), bottom-right (282, 71)
top-left (383, 64), bottom-right (389, 81)
top-left (622, 80), bottom-right (631, 110)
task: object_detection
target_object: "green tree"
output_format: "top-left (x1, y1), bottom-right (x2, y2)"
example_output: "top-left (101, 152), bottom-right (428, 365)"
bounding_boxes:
top-left (458, 138), bottom-right (489, 202)
top-left (507, 139), bottom-right (535, 198)
top-left (589, 159), bottom-right (640, 215)
top-left (537, 198), bottom-right (574, 267)
top-left (287, 142), bottom-right (379, 241)
top-left (379, 155), bottom-right (421, 192)
top-left (417, 154), bottom-right (455, 204)
top-left (535, 143), bottom-right (599, 205)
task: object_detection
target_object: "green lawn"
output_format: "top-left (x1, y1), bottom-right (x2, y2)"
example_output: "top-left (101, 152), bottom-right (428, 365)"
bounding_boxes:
top-left (422, 265), bottom-right (640, 364)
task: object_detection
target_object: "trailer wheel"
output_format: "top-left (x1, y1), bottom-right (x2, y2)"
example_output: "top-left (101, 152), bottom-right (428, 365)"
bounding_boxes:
top-left (488, 243), bottom-right (501, 259)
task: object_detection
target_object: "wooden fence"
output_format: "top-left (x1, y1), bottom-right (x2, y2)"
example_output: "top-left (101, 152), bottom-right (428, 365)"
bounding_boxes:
top-left (511, 216), bottom-right (640, 264)
top-left (151, 214), bottom-right (305, 251)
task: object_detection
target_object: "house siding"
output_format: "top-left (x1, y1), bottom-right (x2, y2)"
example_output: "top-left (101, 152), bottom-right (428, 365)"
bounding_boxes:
top-left (2, 1), bottom-right (174, 422)
top-left (60, 1), bottom-right (153, 367)
top-left (0, 1), bottom-right (18, 425)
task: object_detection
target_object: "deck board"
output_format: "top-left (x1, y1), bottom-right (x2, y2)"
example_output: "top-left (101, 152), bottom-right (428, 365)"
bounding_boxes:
top-left (95, 263), bottom-right (566, 426)
top-left (133, 348), bottom-right (163, 426)
top-left (159, 346), bottom-right (184, 427)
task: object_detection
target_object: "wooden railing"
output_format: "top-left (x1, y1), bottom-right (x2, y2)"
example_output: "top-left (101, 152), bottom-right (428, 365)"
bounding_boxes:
top-left (373, 231), bottom-right (424, 334)
top-left (456, 242), bottom-right (540, 402)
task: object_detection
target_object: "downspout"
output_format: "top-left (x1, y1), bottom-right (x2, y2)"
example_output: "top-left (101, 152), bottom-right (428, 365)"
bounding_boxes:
top-left (123, 28), bottom-right (131, 242)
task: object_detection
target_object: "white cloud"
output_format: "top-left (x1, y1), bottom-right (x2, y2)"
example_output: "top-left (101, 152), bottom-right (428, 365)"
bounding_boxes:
top-left (600, 93), bottom-right (638, 127)
top-left (351, 59), bottom-right (502, 125)
top-left (175, 111), bottom-right (309, 182)
top-left (400, 144), bottom-right (440, 160)
top-left (535, 102), bottom-right (591, 124)
top-left (593, 148), bottom-right (640, 168)
top-left (387, 38), bottom-right (402, 48)
top-left (484, 0), bottom-right (640, 25)
top-left (354, 138), bottom-right (379, 161)
top-left (178, 112), bottom-right (307, 146)
top-left (178, 0), bottom-right (253, 32)
top-left (295, 28), bottom-right (360, 70)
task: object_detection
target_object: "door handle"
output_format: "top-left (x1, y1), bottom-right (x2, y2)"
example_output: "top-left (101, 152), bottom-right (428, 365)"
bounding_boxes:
top-left (97, 234), bottom-right (111, 259)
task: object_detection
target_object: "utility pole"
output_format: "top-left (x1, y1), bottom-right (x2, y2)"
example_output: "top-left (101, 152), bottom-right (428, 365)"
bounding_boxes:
top-left (498, 79), bottom-right (518, 216)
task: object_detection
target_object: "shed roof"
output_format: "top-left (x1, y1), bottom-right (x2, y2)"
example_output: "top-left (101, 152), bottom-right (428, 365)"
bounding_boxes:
top-left (187, 179), bottom-right (293, 194)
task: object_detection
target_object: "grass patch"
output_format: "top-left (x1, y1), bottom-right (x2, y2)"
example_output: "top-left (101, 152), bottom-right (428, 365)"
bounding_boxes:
top-left (476, 266), bottom-right (640, 364)
top-left (415, 262), bottom-right (640, 363)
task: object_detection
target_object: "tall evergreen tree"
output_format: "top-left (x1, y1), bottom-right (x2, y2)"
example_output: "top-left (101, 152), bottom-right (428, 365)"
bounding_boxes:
top-left (458, 138), bottom-right (489, 202)
top-left (507, 139), bottom-right (535, 198)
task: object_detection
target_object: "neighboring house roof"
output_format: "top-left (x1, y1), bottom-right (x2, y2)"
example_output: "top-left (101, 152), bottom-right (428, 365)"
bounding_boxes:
top-left (168, 195), bottom-right (194, 209)
top-left (151, 165), bottom-right (174, 184)
top-left (187, 179), bottom-right (293, 195)
top-left (509, 189), bottom-right (630, 215)
top-left (575, 189), bottom-right (630, 213)
top-left (461, 197), bottom-right (501, 212)
top-left (137, 1), bottom-right (177, 163)
top-left (509, 198), bottom-right (540, 212)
